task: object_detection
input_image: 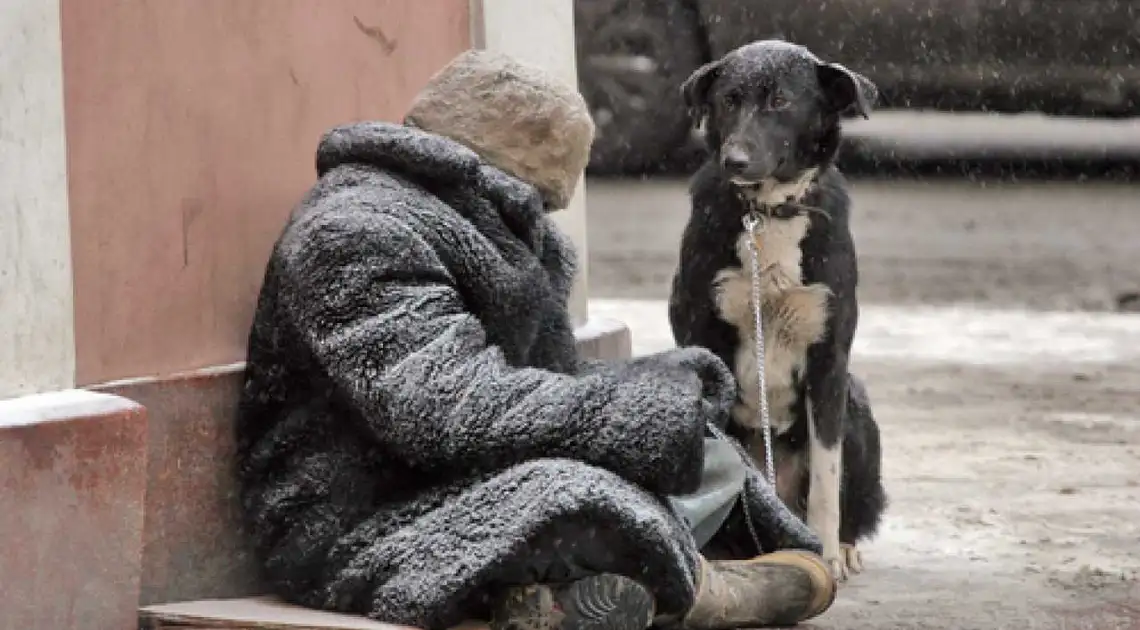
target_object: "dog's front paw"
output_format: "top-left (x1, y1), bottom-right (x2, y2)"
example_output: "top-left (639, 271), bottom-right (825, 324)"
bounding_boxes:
top-left (823, 550), bottom-right (848, 583)
top-left (771, 284), bottom-right (831, 345)
top-left (823, 543), bottom-right (863, 582)
top-left (711, 268), bottom-right (752, 326)
top-left (841, 543), bottom-right (864, 575)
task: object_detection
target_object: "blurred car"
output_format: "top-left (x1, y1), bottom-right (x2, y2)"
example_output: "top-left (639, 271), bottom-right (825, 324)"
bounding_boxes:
top-left (574, 0), bottom-right (1140, 174)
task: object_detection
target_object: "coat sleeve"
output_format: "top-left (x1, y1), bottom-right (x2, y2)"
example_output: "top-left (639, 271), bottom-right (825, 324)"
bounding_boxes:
top-left (277, 207), bottom-right (736, 496)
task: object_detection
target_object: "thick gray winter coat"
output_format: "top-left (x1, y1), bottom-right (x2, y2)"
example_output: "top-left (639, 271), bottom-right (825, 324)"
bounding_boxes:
top-left (236, 121), bottom-right (820, 629)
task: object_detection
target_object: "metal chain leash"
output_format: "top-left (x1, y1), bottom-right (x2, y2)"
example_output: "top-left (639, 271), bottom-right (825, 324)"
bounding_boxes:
top-left (705, 421), bottom-right (767, 554)
top-left (702, 210), bottom-right (777, 556)
top-left (742, 211), bottom-right (776, 486)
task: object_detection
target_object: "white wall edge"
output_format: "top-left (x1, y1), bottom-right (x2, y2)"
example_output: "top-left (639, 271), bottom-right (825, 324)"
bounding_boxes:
top-left (468, 0), bottom-right (591, 327)
top-left (0, 1), bottom-right (77, 401)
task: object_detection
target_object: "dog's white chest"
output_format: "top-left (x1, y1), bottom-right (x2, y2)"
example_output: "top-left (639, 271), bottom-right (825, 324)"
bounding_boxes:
top-left (711, 214), bottom-right (830, 434)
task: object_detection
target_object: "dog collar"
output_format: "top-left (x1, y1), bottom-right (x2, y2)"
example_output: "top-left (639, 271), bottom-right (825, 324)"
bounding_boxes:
top-left (734, 179), bottom-right (819, 221)
top-left (738, 194), bottom-right (815, 222)
top-left (745, 200), bottom-right (805, 220)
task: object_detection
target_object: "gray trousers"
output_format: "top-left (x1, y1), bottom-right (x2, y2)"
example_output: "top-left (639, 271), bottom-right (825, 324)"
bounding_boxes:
top-left (667, 437), bottom-right (749, 549)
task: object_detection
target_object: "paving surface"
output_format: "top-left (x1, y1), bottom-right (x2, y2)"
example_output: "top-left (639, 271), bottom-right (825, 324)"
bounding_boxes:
top-left (584, 175), bottom-right (1140, 629)
top-left (586, 177), bottom-right (1140, 312)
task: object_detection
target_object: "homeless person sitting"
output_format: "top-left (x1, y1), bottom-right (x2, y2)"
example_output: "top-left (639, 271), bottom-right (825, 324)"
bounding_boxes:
top-left (236, 49), bottom-right (837, 630)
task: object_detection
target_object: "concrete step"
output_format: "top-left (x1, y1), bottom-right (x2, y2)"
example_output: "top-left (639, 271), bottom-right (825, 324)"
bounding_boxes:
top-left (139, 597), bottom-right (487, 630)
top-left (0, 389), bottom-right (148, 630)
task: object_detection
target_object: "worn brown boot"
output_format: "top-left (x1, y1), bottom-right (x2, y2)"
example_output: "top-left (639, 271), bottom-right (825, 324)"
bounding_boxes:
top-left (682, 550), bottom-right (837, 629)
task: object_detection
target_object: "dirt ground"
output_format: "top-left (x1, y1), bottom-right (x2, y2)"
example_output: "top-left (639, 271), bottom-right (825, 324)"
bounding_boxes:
top-left (585, 176), bottom-right (1140, 629)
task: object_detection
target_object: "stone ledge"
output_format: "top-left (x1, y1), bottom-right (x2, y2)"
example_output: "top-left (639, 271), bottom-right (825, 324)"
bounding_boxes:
top-left (574, 315), bottom-right (632, 361)
top-left (0, 389), bottom-right (148, 630)
top-left (93, 366), bottom-right (264, 606)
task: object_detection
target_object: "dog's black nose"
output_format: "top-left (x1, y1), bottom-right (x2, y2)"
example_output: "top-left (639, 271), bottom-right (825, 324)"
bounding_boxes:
top-left (721, 149), bottom-right (750, 174)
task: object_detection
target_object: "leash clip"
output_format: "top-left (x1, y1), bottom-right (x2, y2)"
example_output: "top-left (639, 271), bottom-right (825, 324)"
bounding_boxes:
top-left (742, 210), bottom-right (764, 234)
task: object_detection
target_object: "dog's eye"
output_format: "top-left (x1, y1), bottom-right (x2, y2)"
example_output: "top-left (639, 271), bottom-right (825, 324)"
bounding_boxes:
top-left (722, 91), bottom-right (742, 108)
top-left (769, 92), bottom-right (790, 110)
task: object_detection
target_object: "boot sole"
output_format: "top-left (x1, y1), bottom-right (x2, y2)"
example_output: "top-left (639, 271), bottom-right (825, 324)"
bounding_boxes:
top-left (491, 574), bottom-right (656, 630)
top-left (749, 549), bottom-right (838, 621)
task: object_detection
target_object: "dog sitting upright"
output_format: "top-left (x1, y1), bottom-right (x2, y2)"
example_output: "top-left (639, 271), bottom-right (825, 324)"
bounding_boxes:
top-left (668, 40), bottom-right (887, 581)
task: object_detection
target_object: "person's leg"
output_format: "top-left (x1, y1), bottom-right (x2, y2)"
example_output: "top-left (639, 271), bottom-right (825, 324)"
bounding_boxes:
top-left (490, 517), bottom-right (659, 630)
top-left (486, 459), bottom-right (836, 630)
top-left (490, 515), bottom-right (836, 630)
top-left (666, 437), bottom-right (748, 550)
top-left (477, 458), bottom-right (700, 630)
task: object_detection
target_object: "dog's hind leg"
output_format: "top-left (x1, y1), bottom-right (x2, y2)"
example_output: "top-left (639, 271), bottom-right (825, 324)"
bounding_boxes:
top-left (839, 375), bottom-right (888, 575)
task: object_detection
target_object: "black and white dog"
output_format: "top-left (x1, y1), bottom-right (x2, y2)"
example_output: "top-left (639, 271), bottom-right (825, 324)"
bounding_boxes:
top-left (668, 40), bottom-right (887, 580)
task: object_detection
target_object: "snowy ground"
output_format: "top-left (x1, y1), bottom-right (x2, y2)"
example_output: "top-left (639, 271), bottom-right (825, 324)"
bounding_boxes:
top-left (591, 299), bottom-right (1140, 630)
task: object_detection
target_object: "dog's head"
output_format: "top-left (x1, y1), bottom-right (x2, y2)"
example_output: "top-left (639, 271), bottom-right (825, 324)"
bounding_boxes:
top-left (681, 40), bottom-right (877, 189)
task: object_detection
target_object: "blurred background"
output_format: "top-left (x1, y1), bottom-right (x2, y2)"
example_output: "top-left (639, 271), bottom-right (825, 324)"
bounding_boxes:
top-left (573, 0), bottom-right (1140, 311)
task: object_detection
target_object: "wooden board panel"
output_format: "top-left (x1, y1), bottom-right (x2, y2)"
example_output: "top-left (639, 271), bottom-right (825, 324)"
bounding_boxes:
top-left (139, 597), bottom-right (488, 630)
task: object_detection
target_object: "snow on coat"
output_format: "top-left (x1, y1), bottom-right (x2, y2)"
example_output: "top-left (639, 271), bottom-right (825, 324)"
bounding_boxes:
top-left (236, 121), bottom-right (820, 629)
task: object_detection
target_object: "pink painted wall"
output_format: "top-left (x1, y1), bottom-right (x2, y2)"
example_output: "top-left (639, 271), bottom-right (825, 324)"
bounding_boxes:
top-left (61, 0), bottom-right (471, 385)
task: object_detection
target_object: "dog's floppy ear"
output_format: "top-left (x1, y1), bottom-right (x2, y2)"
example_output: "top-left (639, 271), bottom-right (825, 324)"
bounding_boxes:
top-left (816, 62), bottom-right (878, 119)
top-left (680, 60), bottom-right (722, 127)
